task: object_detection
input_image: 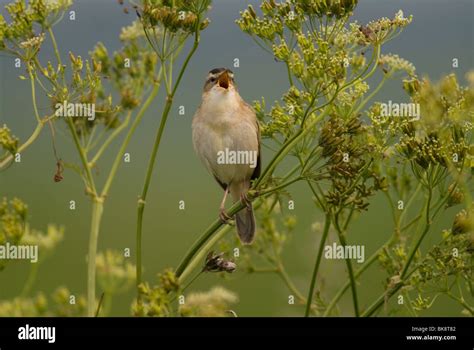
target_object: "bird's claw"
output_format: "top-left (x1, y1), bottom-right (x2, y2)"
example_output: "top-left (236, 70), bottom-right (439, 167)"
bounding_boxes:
top-left (240, 193), bottom-right (252, 209)
top-left (219, 208), bottom-right (233, 225)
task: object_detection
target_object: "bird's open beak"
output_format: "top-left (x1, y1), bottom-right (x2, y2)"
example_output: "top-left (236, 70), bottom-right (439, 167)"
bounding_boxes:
top-left (218, 71), bottom-right (230, 89)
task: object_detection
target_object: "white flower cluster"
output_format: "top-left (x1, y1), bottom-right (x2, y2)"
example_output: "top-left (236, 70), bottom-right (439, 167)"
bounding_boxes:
top-left (19, 33), bottom-right (45, 49)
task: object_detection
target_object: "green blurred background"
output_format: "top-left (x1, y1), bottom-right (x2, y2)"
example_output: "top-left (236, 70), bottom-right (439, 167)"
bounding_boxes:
top-left (0, 0), bottom-right (472, 316)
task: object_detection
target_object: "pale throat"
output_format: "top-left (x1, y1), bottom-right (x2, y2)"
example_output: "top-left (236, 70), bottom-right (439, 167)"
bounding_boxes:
top-left (202, 87), bottom-right (241, 117)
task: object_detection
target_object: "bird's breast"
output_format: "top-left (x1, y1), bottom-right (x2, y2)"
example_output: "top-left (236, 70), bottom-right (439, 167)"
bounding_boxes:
top-left (192, 98), bottom-right (258, 185)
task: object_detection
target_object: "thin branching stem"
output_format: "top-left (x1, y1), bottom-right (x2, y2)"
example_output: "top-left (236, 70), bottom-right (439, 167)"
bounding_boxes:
top-left (136, 27), bottom-right (202, 301)
top-left (175, 164), bottom-right (301, 279)
top-left (304, 213), bottom-right (331, 317)
top-left (334, 213), bottom-right (360, 317)
top-left (101, 69), bottom-right (163, 198)
top-left (89, 110), bottom-right (133, 167)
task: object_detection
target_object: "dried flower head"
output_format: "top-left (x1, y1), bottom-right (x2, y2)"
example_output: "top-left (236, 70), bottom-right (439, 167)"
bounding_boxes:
top-left (203, 251), bottom-right (236, 273)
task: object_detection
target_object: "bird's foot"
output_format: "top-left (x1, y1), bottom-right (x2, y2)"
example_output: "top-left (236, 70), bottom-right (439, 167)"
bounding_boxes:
top-left (219, 208), bottom-right (233, 225)
top-left (240, 192), bottom-right (252, 210)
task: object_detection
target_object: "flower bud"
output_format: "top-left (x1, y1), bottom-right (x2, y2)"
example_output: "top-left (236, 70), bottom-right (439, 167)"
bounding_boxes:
top-left (452, 209), bottom-right (473, 235)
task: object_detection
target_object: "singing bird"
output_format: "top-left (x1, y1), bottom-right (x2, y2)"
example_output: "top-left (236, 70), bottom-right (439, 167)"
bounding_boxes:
top-left (192, 68), bottom-right (261, 244)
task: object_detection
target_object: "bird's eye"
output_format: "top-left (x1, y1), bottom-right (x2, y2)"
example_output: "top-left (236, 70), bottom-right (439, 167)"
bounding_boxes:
top-left (209, 77), bottom-right (216, 83)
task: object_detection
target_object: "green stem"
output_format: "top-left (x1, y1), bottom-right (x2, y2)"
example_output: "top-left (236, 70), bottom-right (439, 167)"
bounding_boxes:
top-left (175, 164), bottom-right (301, 279)
top-left (277, 263), bottom-right (307, 304)
top-left (178, 225), bottom-right (232, 284)
top-left (401, 214), bottom-right (422, 232)
top-left (100, 71), bottom-right (162, 198)
top-left (34, 73), bottom-right (49, 93)
top-left (180, 272), bottom-right (203, 295)
top-left (307, 181), bottom-right (326, 210)
top-left (304, 213), bottom-right (331, 317)
top-left (334, 215), bottom-right (360, 317)
top-left (33, 57), bottom-right (58, 89)
top-left (181, 270), bottom-right (204, 294)
top-left (65, 104), bottom-right (102, 318)
top-left (89, 111), bottom-right (132, 167)
top-left (47, 27), bottom-right (65, 85)
top-left (66, 118), bottom-right (97, 195)
top-left (170, 272), bottom-right (204, 305)
top-left (323, 184), bottom-right (408, 316)
top-left (285, 61), bottom-right (294, 86)
top-left (323, 235), bottom-right (396, 316)
top-left (49, 27), bottom-right (104, 318)
top-left (28, 69), bottom-right (41, 123)
top-left (87, 198), bottom-right (104, 316)
top-left (48, 27), bottom-right (62, 67)
top-left (399, 183), bottom-right (422, 229)
top-left (21, 263), bottom-right (39, 296)
top-left (352, 75), bottom-right (387, 115)
top-left (361, 279), bottom-right (404, 317)
top-left (403, 291), bottom-right (418, 317)
top-left (253, 176), bottom-right (302, 197)
top-left (362, 185), bottom-right (433, 317)
top-left (95, 292), bottom-right (105, 317)
top-left (136, 30), bottom-right (201, 300)
top-left (446, 293), bottom-right (474, 315)
top-left (175, 201), bottom-right (245, 278)
top-left (254, 128), bottom-right (308, 188)
top-left (401, 187), bottom-right (432, 278)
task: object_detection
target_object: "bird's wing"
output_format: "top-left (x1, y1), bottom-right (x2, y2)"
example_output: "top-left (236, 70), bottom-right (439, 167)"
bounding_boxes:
top-left (212, 173), bottom-right (228, 190)
top-left (243, 102), bottom-right (261, 181)
top-left (251, 120), bottom-right (261, 181)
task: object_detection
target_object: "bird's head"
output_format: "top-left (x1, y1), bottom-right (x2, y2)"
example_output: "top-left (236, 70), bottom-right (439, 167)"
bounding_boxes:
top-left (203, 67), bottom-right (235, 93)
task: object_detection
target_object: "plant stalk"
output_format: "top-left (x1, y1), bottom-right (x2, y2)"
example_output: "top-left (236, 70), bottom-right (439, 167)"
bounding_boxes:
top-left (334, 214), bottom-right (360, 317)
top-left (362, 184), bottom-right (433, 317)
top-left (304, 213), bottom-right (331, 317)
top-left (87, 198), bottom-right (104, 316)
top-left (136, 30), bottom-right (201, 300)
top-left (175, 164), bottom-right (301, 279)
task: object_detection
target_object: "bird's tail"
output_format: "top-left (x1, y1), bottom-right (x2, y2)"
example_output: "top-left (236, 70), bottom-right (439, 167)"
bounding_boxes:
top-left (231, 182), bottom-right (256, 244)
top-left (235, 204), bottom-right (255, 244)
